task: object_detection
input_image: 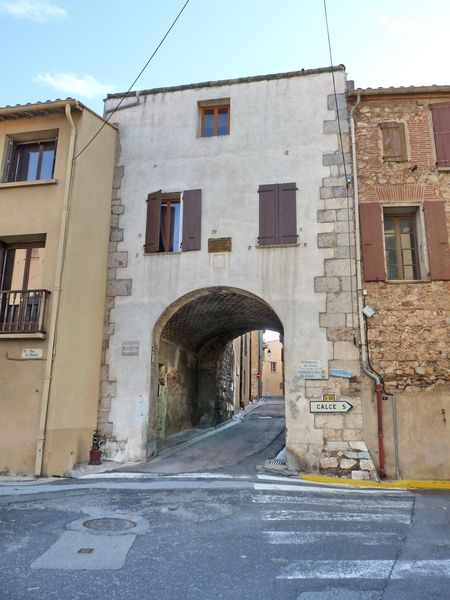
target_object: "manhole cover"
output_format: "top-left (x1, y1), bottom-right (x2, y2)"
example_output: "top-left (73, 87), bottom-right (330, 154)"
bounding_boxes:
top-left (82, 517), bottom-right (136, 532)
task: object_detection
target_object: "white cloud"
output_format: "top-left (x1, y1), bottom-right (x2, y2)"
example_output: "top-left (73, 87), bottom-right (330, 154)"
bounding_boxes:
top-left (35, 72), bottom-right (112, 99)
top-left (0, 0), bottom-right (67, 22)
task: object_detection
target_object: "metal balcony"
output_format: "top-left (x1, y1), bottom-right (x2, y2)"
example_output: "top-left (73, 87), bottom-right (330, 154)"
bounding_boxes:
top-left (0, 289), bottom-right (51, 334)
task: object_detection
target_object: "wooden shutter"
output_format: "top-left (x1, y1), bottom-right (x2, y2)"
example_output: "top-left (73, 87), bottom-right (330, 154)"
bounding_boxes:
top-left (359, 203), bottom-right (385, 281)
top-left (182, 189), bottom-right (202, 251)
top-left (431, 103), bottom-right (450, 168)
top-left (380, 123), bottom-right (407, 161)
top-left (144, 190), bottom-right (162, 253)
top-left (423, 201), bottom-right (450, 280)
top-left (278, 183), bottom-right (298, 244)
top-left (258, 185), bottom-right (278, 246)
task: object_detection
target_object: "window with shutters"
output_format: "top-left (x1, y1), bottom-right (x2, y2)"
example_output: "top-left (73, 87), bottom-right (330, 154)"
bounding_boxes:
top-left (198, 100), bottom-right (230, 137)
top-left (144, 189), bottom-right (201, 253)
top-left (379, 122), bottom-right (407, 162)
top-left (3, 132), bottom-right (57, 183)
top-left (0, 238), bottom-right (50, 334)
top-left (431, 102), bottom-right (450, 169)
top-left (383, 210), bottom-right (420, 280)
top-left (258, 183), bottom-right (298, 247)
top-left (360, 202), bottom-right (450, 282)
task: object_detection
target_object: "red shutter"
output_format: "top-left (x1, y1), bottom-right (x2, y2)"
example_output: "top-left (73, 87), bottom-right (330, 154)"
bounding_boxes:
top-left (278, 183), bottom-right (298, 244)
top-left (431, 103), bottom-right (450, 168)
top-left (424, 201), bottom-right (450, 280)
top-left (380, 123), bottom-right (407, 161)
top-left (144, 190), bottom-right (162, 253)
top-left (182, 189), bottom-right (202, 251)
top-left (359, 203), bottom-right (385, 281)
top-left (258, 185), bottom-right (278, 245)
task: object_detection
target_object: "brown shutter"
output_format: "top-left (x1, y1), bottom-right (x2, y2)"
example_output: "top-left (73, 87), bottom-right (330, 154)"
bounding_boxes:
top-left (431, 103), bottom-right (450, 168)
top-left (182, 189), bottom-right (202, 251)
top-left (359, 202), bottom-right (385, 281)
top-left (144, 190), bottom-right (162, 253)
top-left (380, 123), bottom-right (407, 161)
top-left (278, 183), bottom-right (298, 244)
top-left (424, 201), bottom-right (450, 280)
top-left (258, 185), bottom-right (278, 245)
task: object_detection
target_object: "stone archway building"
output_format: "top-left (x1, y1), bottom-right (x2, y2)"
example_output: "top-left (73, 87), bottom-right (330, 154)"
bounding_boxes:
top-left (99, 67), bottom-right (374, 477)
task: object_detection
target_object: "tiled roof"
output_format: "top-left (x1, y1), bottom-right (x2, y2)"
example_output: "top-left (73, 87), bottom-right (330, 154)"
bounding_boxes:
top-left (107, 65), bottom-right (346, 99)
top-left (349, 85), bottom-right (450, 97)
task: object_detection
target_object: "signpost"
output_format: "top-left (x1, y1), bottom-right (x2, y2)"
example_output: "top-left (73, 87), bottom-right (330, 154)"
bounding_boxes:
top-left (309, 394), bottom-right (353, 414)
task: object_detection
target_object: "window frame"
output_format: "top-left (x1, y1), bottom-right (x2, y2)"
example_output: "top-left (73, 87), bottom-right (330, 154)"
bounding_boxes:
top-left (379, 122), bottom-right (408, 162)
top-left (4, 136), bottom-right (57, 183)
top-left (144, 189), bottom-right (202, 254)
top-left (383, 212), bottom-right (419, 280)
top-left (199, 101), bottom-right (230, 138)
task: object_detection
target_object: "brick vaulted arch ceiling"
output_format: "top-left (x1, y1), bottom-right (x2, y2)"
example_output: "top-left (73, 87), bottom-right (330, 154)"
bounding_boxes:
top-left (160, 287), bottom-right (283, 352)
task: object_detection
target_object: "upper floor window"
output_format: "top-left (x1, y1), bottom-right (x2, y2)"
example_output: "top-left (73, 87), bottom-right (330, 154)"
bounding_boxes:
top-left (379, 122), bottom-right (407, 162)
top-left (359, 201), bottom-right (450, 282)
top-left (145, 189), bottom-right (202, 253)
top-left (431, 102), bottom-right (450, 169)
top-left (383, 213), bottom-right (419, 280)
top-left (4, 136), bottom-right (56, 183)
top-left (0, 238), bottom-right (49, 334)
top-left (258, 183), bottom-right (298, 246)
top-left (199, 101), bottom-right (230, 137)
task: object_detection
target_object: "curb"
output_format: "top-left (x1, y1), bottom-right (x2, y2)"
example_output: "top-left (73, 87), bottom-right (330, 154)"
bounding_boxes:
top-left (300, 473), bottom-right (450, 490)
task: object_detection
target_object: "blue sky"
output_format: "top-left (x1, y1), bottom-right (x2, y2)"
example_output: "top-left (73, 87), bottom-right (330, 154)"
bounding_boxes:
top-left (1, 0), bottom-right (450, 116)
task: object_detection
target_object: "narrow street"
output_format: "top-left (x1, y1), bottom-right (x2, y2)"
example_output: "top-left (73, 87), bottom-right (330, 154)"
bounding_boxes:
top-left (1, 398), bottom-right (450, 599)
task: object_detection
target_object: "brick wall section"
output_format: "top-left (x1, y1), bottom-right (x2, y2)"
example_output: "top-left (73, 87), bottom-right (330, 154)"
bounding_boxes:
top-left (310, 92), bottom-right (377, 481)
top-left (97, 158), bottom-right (132, 438)
top-left (354, 96), bottom-right (450, 394)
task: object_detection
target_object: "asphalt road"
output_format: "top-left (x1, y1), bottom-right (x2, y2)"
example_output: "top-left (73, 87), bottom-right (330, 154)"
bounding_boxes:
top-left (1, 398), bottom-right (450, 599)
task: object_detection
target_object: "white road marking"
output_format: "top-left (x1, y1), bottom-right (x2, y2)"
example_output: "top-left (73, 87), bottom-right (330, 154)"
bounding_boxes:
top-left (80, 472), bottom-right (250, 480)
top-left (278, 560), bottom-right (394, 579)
top-left (278, 560), bottom-right (450, 580)
top-left (253, 493), bottom-right (414, 511)
top-left (262, 509), bottom-right (411, 524)
top-left (253, 482), bottom-right (410, 496)
top-left (264, 530), bottom-right (403, 545)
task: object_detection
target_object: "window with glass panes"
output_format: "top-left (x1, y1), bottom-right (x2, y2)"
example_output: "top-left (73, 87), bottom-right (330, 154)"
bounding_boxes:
top-left (200, 104), bottom-right (229, 137)
top-left (6, 139), bottom-right (56, 182)
top-left (383, 214), bottom-right (419, 280)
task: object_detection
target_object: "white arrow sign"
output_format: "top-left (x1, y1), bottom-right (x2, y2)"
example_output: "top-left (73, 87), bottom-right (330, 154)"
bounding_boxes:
top-left (309, 399), bottom-right (353, 413)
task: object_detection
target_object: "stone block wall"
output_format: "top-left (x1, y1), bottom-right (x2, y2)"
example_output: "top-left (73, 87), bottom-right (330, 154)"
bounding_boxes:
top-left (305, 91), bottom-right (372, 477)
top-left (354, 96), bottom-right (450, 393)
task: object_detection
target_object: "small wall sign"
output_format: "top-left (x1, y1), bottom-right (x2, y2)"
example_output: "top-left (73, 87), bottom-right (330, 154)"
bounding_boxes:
top-left (208, 237), bottom-right (232, 253)
top-left (122, 341), bottom-right (140, 356)
top-left (297, 360), bottom-right (326, 380)
top-left (309, 394), bottom-right (353, 413)
top-left (21, 348), bottom-right (43, 359)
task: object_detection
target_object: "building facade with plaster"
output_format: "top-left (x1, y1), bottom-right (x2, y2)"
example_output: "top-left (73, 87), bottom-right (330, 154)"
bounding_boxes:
top-left (100, 66), bottom-right (376, 476)
top-left (262, 338), bottom-right (284, 397)
top-left (351, 86), bottom-right (450, 479)
top-left (0, 100), bottom-right (116, 476)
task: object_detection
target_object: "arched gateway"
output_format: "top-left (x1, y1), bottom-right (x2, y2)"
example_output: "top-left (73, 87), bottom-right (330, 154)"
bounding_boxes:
top-left (99, 66), bottom-right (377, 479)
top-left (150, 286), bottom-right (283, 447)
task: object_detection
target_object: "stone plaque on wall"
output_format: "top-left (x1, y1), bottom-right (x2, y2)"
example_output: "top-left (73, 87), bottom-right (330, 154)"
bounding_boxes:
top-left (122, 341), bottom-right (139, 356)
top-left (297, 359), bottom-right (326, 379)
top-left (208, 237), bottom-right (232, 253)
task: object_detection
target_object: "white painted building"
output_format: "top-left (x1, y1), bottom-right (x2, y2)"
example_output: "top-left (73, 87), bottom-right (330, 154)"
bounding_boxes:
top-left (100, 67), bottom-right (371, 476)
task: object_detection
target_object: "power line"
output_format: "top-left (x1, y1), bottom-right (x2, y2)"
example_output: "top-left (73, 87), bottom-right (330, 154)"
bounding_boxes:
top-left (73, 0), bottom-right (191, 161)
top-left (323, 0), bottom-right (356, 331)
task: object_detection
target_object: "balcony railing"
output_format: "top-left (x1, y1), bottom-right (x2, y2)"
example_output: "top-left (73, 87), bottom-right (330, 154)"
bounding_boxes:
top-left (0, 289), bottom-right (51, 334)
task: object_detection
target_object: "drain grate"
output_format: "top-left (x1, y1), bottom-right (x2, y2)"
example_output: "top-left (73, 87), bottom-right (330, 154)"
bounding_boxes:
top-left (265, 458), bottom-right (286, 467)
top-left (82, 517), bottom-right (137, 532)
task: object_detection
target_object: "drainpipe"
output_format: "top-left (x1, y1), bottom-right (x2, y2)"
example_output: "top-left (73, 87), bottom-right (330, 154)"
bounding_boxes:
top-left (35, 102), bottom-right (77, 476)
top-left (350, 94), bottom-right (386, 477)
